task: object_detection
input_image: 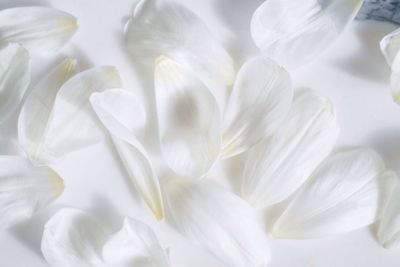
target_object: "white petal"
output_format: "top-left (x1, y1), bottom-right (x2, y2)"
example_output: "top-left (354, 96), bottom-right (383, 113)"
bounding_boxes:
top-left (0, 7), bottom-right (77, 54)
top-left (242, 90), bottom-right (339, 208)
top-left (0, 43), bottom-right (30, 124)
top-left (251, 0), bottom-right (363, 68)
top-left (41, 208), bottom-right (108, 267)
top-left (0, 156), bottom-right (63, 229)
top-left (221, 56), bottom-right (293, 158)
top-left (18, 58), bottom-right (77, 165)
top-left (377, 173), bottom-right (400, 249)
top-left (272, 149), bottom-right (396, 239)
top-left (90, 90), bottom-right (164, 220)
top-left (103, 218), bottom-right (169, 267)
top-left (38, 66), bottom-right (121, 165)
top-left (125, 0), bottom-right (235, 108)
top-left (155, 56), bottom-right (220, 178)
top-left (164, 179), bottom-right (270, 267)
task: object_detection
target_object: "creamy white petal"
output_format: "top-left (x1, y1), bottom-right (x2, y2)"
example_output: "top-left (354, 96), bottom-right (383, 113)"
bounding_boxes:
top-left (0, 43), bottom-right (30, 124)
top-left (377, 173), bottom-right (400, 249)
top-left (221, 56), bottom-right (293, 158)
top-left (90, 90), bottom-right (164, 220)
top-left (251, 0), bottom-right (363, 68)
top-left (155, 56), bottom-right (220, 179)
top-left (0, 156), bottom-right (63, 229)
top-left (272, 149), bottom-right (396, 239)
top-left (41, 208), bottom-right (108, 267)
top-left (103, 218), bottom-right (169, 267)
top-left (242, 90), bottom-right (339, 208)
top-left (18, 58), bottom-right (77, 165)
top-left (0, 7), bottom-right (77, 54)
top-left (164, 179), bottom-right (270, 267)
top-left (125, 0), bottom-right (235, 107)
top-left (37, 66), bottom-right (121, 165)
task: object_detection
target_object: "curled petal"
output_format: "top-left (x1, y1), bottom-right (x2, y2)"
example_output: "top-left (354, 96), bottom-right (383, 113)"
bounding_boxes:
top-left (0, 156), bottom-right (63, 229)
top-left (0, 43), bottom-right (30, 124)
top-left (0, 7), bottom-right (77, 54)
top-left (222, 56), bottom-right (293, 158)
top-left (242, 90), bottom-right (339, 208)
top-left (272, 149), bottom-right (396, 239)
top-left (251, 0), bottom-right (363, 68)
top-left (155, 56), bottom-right (220, 179)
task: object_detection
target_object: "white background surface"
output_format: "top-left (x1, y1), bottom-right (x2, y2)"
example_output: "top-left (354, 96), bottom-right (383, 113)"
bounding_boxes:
top-left (1, 0), bottom-right (400, 266)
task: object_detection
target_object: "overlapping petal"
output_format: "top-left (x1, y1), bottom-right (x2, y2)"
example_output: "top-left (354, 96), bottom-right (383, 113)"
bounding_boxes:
top-left (221, 56), bottom-right (293, 158)
top-left (0, 7), bottom-right (77, 54)
top-left (272, 149), bottom-right (396, 239)
top-left (251, 0), bottom-right (363, 68)
top-left (242, 90), bottom-right (339, 208)
top-left (0, 156), bottom-right (63, 229)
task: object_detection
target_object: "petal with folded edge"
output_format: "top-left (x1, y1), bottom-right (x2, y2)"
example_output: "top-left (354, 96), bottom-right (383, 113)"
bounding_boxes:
top-left (0, 156), bottom-right (63, 229)
top-left (0, 7), bottom-right (77, 54)
top-left (272, 149), bottom-right (396, 239)
top-left (125, 0), bottom-right (235, 108)
top-left (221, 56), bottom-right (292, 159)
top-left (18, 58), bottom-right (77, 165)
top-left (164, 179), bottom-right (270, 267)
top-left (251, 0), bottom-right (363, 68)
top-left (242, 90), bottom-right (339, 208)
top-left (0, 43), bottom-right (30, 124)
top-left (154, 56), bottom-right (220, 179)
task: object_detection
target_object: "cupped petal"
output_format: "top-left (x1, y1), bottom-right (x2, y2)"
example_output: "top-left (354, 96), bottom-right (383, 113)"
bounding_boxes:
top-left (221, 56), bottom-right (293, 158)
top-left (251, 0), bottom-right (363, 68)
top-left (18, 58), bottom-right (77, 165)
top-left (0, 43), bottom-right (30, 124)
top-left (272, 149), bottom-right (396, 239)
top-left (0, 7), bottom-right (77, 54)
top-left (103, 218), bottom-right (169, 267)
top-left (242, 90), bottom-right (339, 208)
top-left (164, 178), bottom-right (270, 267)
top-left (155, 56), bottom-right (221, 179)
top-left (0, 156), bottom-right (63, 229)
top-left (125, 0), bottom-right (235, 107)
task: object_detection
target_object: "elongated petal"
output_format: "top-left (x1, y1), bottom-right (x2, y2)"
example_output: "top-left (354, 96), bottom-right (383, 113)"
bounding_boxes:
top-left (0, 7), bottom-right (77, 54)
top-left (272, 149), bottom-right (396, 239)
top-left (0, 156), bottom-right (63, 229)
top-left (18, 58), bottom-right (77, 165)
top-left (103, 218), bottom-right (169, 267)
top-left (251, 0), bottom-right (363, 68)
top-left (377, 173), bottom-right (400, 249)
top-left (242, 90), bottom-right (339, 208)
top-left (125, 0), bottom-right (235, 107)
top-left (41, 208), bottom-right (108, 267)
top-left (0, 43), bottom-right (30, 124)
top-left (155, 56), bottom-right (220, 178)
top-left (164, 179), bottom-right (270, 267)
top-left (221, 57), bottom-right (292, 158)
top-left (37, 66), bottom-right (121, 165)
top-left (90, 90), bottom-right (164, 220)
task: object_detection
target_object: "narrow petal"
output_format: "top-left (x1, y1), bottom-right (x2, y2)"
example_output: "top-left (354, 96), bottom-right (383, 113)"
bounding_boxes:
top-left (164, 179), bottom-right (270, 267)
top-left (272, 149), bottom-right (396, 239)
top-left (242, 90), bottom-right (339, 208)
top-left (18, 58), bottom-right (77, 165)
top-left (90, 90), bottom-right (164, 220)
top-left (221, 56), bottom-right (292, 158)
top-left (251, 0), bottom-right (363, 68)
top-left (103, 218), bottom-right (169, 267)
top-left (154, 56), bottom-right (220, 179)
top-left (41, 208), bottom-right (108, 267)
top-left (0, 43), bottom-right (30, 124)
top-left (125, 0), bottom-right (235, 107)
top-left (0, 156), bottom-right (63, 229)
top-left (0, 7), bottom-right (77, 54)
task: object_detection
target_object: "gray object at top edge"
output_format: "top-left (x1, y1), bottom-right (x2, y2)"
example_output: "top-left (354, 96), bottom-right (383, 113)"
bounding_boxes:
top-left (357, 0), bottom-right (400, 24)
